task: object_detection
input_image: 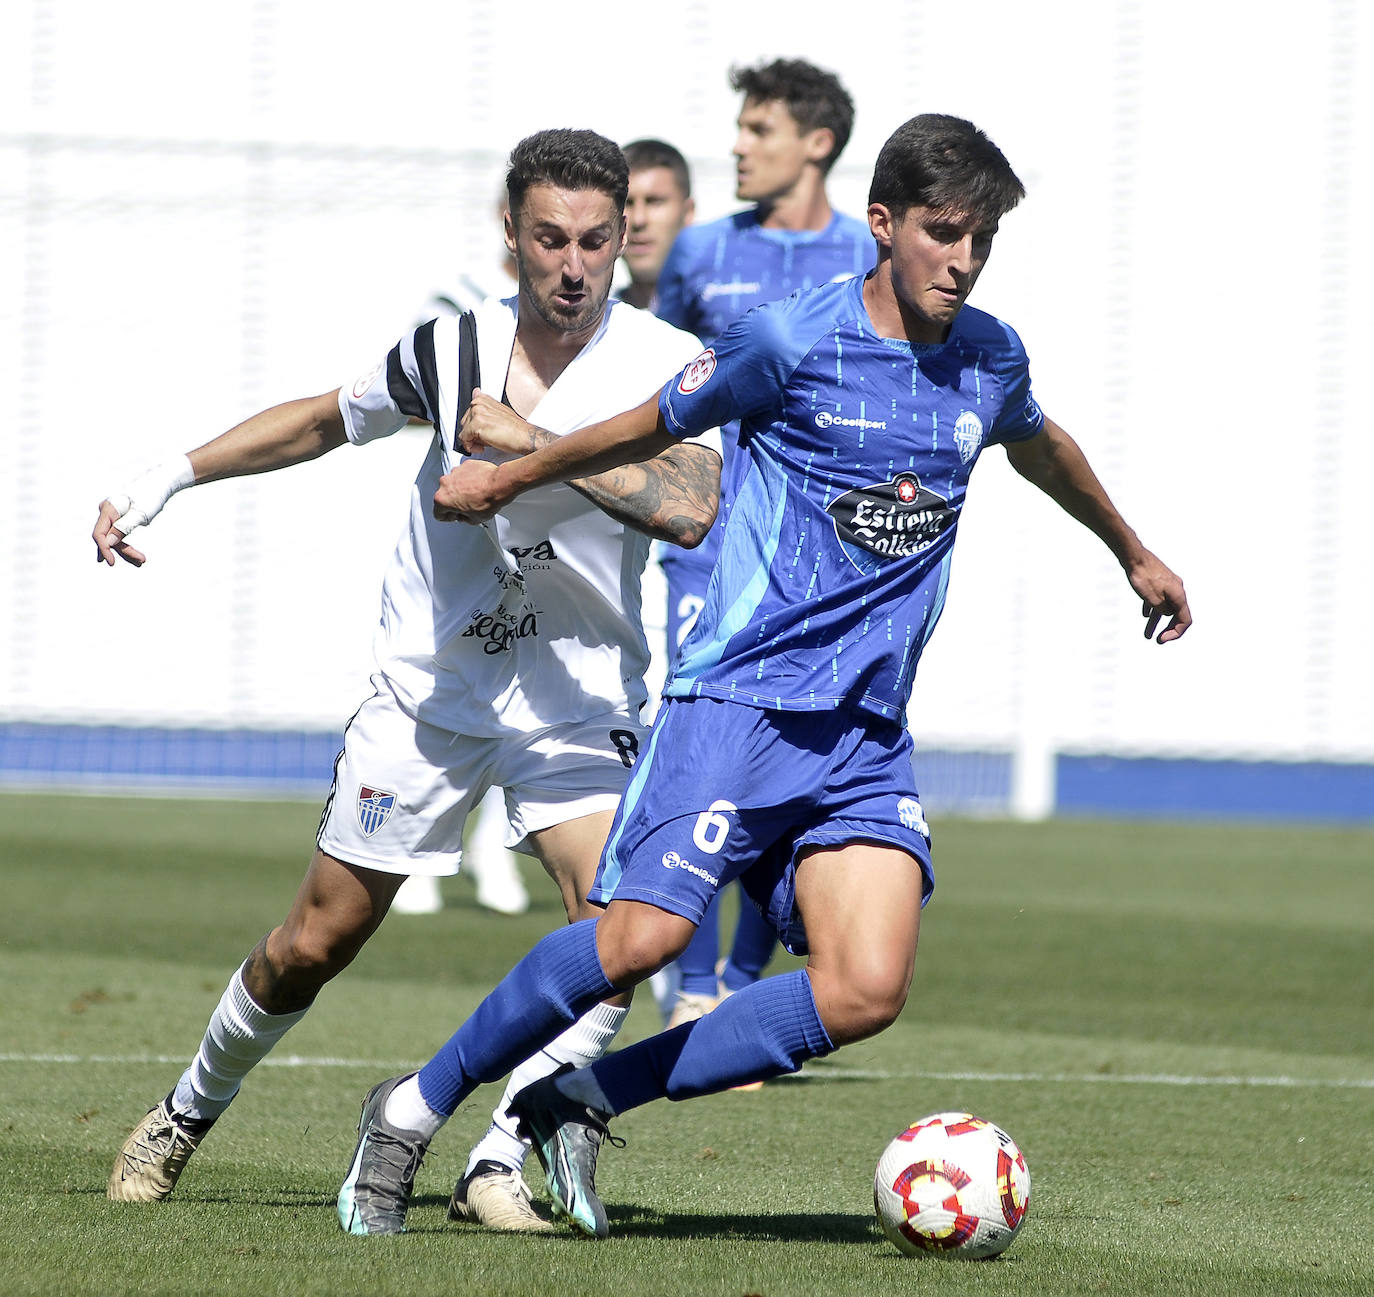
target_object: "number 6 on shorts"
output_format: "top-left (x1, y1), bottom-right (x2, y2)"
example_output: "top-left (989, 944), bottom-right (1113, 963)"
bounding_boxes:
top-left (692, 799), bottom-right (736, 854)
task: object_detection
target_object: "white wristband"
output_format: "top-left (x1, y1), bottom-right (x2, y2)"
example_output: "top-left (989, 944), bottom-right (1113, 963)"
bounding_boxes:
top-left (105, 455), bottom-right (196, 537)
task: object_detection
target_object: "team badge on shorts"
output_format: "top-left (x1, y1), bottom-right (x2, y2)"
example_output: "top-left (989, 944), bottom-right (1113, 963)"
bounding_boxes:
top-left (356, 785), bottom-right (397, 837)
top-left (897, 796), bottom-right (930, 838)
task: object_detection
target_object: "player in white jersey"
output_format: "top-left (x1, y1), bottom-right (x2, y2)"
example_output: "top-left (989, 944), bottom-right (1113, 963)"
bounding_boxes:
top-left (95, 129), bottom-right (722, 1233)
top-left (400, 187), bottom-right (526, 920)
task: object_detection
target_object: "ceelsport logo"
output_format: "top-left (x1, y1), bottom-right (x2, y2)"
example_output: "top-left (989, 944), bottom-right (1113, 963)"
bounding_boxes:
top-left (677, 349), bottom-right (717, 394)
top-left (661, 850), bottom-right (720, 886)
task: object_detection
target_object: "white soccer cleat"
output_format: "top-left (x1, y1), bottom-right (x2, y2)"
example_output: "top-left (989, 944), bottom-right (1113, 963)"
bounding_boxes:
top-left (448, 1159), bottom-right (555, 1233)
top-left (108, 1097), bottom-right (212, 1202)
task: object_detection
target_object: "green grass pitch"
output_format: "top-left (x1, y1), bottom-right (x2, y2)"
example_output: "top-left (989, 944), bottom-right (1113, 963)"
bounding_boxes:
top-left (1, 791), bottom-right (1371, 1296)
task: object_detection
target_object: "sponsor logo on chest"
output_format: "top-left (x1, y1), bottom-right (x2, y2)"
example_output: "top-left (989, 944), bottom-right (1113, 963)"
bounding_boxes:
top-left (816, 409), bottom-right (888, 431)
top-left (699, 280), bottom-right (762, 302)
top-left (462, 607), bottom-right (541, 654)
top-left (826, 473), bottom-right (955, 566)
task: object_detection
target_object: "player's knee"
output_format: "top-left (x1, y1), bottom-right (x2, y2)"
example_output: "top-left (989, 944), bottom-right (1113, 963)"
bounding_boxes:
top-left (601, 928), bottom-right (678, 985)
top-left (597, 905), bottom-right (694, 987)
top-left (269, 915), bottom-right (367, 982)
top-left (817, 964), bottom-right (911, 1045)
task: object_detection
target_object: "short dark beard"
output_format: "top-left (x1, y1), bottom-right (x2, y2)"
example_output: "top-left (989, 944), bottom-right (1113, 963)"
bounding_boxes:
top-left (519, 268), bottom-right (611, 336)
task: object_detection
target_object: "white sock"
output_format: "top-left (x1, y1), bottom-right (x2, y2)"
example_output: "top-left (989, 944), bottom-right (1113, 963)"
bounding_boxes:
top-left (170, 967), bottom-right (308, 1123)
top-left (463, 1001), bottom-right (629, 1177)
top-left (382, 1074), bottom-right (447, 1141)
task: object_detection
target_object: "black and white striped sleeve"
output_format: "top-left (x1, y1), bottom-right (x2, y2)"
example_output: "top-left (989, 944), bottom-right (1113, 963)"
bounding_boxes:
top-left (337, 320), bottom-right (444, 445)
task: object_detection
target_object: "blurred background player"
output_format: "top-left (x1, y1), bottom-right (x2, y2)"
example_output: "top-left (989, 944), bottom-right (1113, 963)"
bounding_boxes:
top-left (394, 190), bottom-right (528, 919)
top-left (617, 139), bottom-right (695, 313)
top-left (653, 59), bottom-right (874, 1030)
top-left (615, 137), bottom-right (698, 1021)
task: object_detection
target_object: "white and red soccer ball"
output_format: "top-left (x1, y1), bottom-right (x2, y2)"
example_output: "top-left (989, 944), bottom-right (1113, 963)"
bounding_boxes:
top-left (873, 1111), bottom-right (1030, 1259)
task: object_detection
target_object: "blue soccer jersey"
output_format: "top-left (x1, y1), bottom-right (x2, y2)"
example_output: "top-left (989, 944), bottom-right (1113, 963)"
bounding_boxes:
top-left (655, 209), bottom-right (874, 583)
top-left (659, 274), bottom-right (1045, 724)
top-left (656, 209), bottom-right (874, 346)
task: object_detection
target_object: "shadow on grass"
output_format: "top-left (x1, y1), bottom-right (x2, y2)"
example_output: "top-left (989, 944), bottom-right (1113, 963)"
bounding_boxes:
top-left (611, 1205), bottom-right (877, 1243)
top-left (426, 1193), bottom-right (878, 1244)
top-left (80, 1182), bottom-right (876, 1247)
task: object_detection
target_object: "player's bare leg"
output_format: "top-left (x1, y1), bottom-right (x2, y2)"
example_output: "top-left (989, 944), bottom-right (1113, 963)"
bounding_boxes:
top-left (109, 850), bottom-right (403, 1201)
top-left (792, 842), bottom-right (923, 1047)
top-left (250, 850), bottom-right (405, 1012)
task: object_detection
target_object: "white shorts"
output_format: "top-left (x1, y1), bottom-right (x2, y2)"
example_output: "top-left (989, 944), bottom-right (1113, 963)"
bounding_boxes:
top-left (316, 681), bottom-right (647, 877)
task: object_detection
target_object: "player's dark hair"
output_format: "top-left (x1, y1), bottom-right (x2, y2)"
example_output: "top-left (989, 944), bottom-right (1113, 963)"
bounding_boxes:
top-left (729, 58), bottom-right (854, 174)
top-left (622, 138), bottom-right (692, 199)
top-left (506, 129), bottom-right (630, 224)
top-left (868, 114), bottom-right (1025, 224)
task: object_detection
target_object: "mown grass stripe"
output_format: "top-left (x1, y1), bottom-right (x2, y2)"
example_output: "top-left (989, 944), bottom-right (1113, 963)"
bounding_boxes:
top-left (3, 1053), bottom-right (1371, 1089)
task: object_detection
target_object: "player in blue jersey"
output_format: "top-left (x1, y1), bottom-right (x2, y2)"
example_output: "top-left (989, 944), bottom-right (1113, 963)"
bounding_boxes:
top-left (618, 139), bottom-right (695, 314)
top-left (337, 113), bottom-right (1190, 1239)
top-left (655, 59), bottom-right (874, 1027)
top-left (655, 57), bottom-right (872, 656)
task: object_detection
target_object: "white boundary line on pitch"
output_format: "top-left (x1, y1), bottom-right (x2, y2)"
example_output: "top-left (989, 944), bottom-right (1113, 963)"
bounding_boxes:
top-left (1, 1053), bottom-right (1371, 1089)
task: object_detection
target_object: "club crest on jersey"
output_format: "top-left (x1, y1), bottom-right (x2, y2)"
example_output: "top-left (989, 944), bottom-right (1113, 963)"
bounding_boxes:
top-left (677, 349), bottom-right (716, 394)
top-left (356, 785), bottom-right (396, 837)
top-left (954, 410), bottom-right (985, 464)
top-left (826, 473), bottom-right (955, 572)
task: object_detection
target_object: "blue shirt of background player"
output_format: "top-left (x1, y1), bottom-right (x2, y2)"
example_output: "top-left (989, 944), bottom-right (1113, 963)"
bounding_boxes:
top-left (659, 273), bottom-right (1044, 724)
top-left (654, 208), bottom-right (874, 582)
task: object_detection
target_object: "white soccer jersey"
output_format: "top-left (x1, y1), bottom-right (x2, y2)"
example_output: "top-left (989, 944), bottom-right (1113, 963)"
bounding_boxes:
top-left (338, 296), bottom-right (717, 738)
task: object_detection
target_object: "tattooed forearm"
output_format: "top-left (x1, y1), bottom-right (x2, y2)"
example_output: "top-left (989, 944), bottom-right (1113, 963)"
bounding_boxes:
top-left (525, 427), bottom-right (721, 545)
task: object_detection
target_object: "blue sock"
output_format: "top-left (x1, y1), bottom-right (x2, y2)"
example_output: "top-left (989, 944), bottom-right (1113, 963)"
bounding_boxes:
top-left (587, 968), bottom-right (834, 1113)
top-left (677, 891), bottom-right (722, 996)
top-left (417, 919), bottom-right (614, 1116)
top-left (721, 899), bottom-right (777, 991)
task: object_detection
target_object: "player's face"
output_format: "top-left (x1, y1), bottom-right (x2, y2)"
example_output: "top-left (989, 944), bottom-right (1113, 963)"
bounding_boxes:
top-left (621, 166), bottom-right (693, 285)
top-left (507, 184), bottom-right (626, 335)
top-left (733, 97), bottom-right (829, 204)
top-left (877, 204), bottom-right (998, 342)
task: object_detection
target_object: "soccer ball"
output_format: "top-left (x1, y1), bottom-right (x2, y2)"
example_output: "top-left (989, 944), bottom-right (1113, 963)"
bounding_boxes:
top-left (873, 1111), bottom-right (1030, 1259)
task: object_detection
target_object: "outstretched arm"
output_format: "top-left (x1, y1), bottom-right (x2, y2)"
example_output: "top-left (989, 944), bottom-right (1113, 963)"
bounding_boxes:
top-left (434, 390), bottom-right (719, 546)
top-left (92, 390), bottom-right (347, 567)
top-left (1004, 416), bottom-right (1191, 643)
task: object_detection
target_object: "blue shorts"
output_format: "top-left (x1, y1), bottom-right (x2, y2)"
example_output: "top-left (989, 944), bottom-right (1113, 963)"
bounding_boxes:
top-left (587, 696), bottom-right (935, 955)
